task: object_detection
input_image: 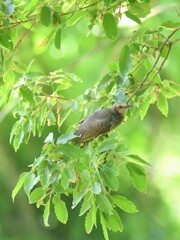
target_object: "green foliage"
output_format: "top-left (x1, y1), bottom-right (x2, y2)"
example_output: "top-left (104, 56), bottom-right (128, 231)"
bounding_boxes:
top-left (0, 0), bottom-right (180, 239)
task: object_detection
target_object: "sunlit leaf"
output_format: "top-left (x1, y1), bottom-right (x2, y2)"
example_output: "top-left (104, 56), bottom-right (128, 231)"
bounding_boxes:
top-left (2, 0), bottom-right (14, 16)
top-left (12, 172), bottom-right (29, 201)
top-left (100, 211), bottom-right (109, 240)
top-left (112, 195), bottom-right (138, 213)
top-left (103, 13), bottom-right (117, 40)
top-left (92, 182), bottom-right (101, 195)
top-left (53, 196), bottom-right (68, 224)
top-left (43, 199), bottom-right (51, 226)
top-left (44, 132), bottom-right (54, 143)
top-left (104, 210), bottom-right (123, 232)
top-left (156, 92), bottom-right (168, 116)
top-left (85, 209), bottom-right (94, 234)
top-left (29, 187), bottom-right (46, 203)
top-left (24, 172), bottom-right (39, 196)
top-left (119, 45), bottom-right (131, 76)
top-left (126, 162), bottom-right (147, 193)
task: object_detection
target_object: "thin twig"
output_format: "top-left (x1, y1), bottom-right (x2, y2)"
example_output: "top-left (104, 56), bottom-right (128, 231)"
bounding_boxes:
top-left (14, 22), bottom-right (36, 52)
top-left (147, 43), bottom-right (172, 87)
top-left (0, 19), bottom-right (36, 30)
top-left (126, 26), bottom-right (180, 103)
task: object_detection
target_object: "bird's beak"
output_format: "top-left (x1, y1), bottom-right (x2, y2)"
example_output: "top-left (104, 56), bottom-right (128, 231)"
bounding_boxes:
top-left (124, 104), bottom-right (133, 109)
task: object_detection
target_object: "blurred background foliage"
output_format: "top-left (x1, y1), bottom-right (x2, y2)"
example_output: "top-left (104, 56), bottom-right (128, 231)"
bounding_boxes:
top-left (0, 0), bottom-right (180, 239)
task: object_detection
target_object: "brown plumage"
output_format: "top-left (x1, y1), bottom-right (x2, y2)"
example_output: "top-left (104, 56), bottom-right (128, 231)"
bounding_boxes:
top-left (74, 103), bottom-right (132, 143)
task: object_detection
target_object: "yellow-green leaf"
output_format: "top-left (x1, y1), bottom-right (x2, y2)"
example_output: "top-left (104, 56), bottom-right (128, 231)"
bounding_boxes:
top-left (53, 196), bottom-right (68, 224)
top-left (103, 13), bottom-right (117, 40)
top-left (156, 92), bottom-right (168, 116)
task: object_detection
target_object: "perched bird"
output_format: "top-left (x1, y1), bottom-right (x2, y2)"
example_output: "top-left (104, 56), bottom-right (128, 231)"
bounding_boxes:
top-left (74, 103), bottom-right (132, 143)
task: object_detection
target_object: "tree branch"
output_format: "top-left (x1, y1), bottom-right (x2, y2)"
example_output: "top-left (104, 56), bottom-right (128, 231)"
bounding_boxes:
top-left (126, 26), bottom-right (180, 104)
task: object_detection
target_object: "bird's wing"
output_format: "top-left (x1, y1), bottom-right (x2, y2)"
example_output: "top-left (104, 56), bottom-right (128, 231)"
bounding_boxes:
top-left (75, 109), bottom-right (113, 141)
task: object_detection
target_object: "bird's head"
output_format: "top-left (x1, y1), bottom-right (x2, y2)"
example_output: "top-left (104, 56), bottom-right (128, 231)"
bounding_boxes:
top-left (113, 103), bottom-right (132, 115)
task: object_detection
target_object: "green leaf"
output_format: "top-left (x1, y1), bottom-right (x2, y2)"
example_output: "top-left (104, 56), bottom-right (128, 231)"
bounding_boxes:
top-left (79, 192), bottom-right (91, 216)
top-left (126, 162), bottom-right (147, 193)
top-left (57, 132), bottom-right (77, 144)
top-left (125, 11), bottom-right (141, 24)
top-left (98, 138), bottom-right (117, 153)
top-left (100, 165), bottom-right (119, 191)
top-left (54, 28), bottom-right (61, 50)
top-left (12, 172), bottom-right (29, 201)
top-left (29, 187), bottom-right (46, 203)
top-left (56, 144), bottom-right (86, 159)
top-left (100, 212), bottom-right (109, 240)
top-left (112, 195), bottom-right (138, 213)
top-left (63, 165), bottom-right (76, 182)
top-left (72, 185), bottom-right (87, 208)
top-left (96, 194), bottom-right (113, 215)
top-left (103, 13), bottom-right (117, 40)
top-left (19, 85), bottom-right (35, 104)
top-left (119, 45), bottom-right (131, 76)
top-left (2, 0), bottom-right (14, 16)
top-left (38, 161), bottom-right (49, 187)
top-left (53, 196), bottom-right (68, 224)
top-left (0, 31), bottom-right (13, 50)
top-left (156, 92), bottom-right (168, 116)
top-left (127, 154), bottom-right (151, 166)
top-left (92, 182), bottom-right (101, 195)
top-left (53, 11), bottom-right (61, 25)
top-left (43, 199), bottom-right (51, 226)
top-left (139, 90), bottom-right (156, 120)
top-left (24, 0), bottom-right (39, 12)
top-left (161, 80), bottom-right (178, 99)
top-left (40, 6), bottom-right (52, 27)
top-left (44, 132), bottom-right (54, 143)
top-left (104, 211), bottom-right (123, 232)
top-left (24, 172), bottom-right (38, 196)
top-left (85, 209), bottom-right (94, 234)
top-left (128, 2), bottom-right (151, 18)
top-left (161, 21), bottom-right (180, 29)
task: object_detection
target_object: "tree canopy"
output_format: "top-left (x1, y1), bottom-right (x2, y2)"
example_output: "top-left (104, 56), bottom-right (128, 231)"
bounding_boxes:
top-left (0, 0), bottom-right (180, 240)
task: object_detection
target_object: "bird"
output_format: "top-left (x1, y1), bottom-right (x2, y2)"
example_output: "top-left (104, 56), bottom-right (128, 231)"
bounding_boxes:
top-left (74, 103), bottom-right (132, 143)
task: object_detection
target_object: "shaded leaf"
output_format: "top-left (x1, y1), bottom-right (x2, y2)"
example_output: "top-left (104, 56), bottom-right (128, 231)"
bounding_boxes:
top-left (54, 28), bottom-right (61, 50)
top-left (125, 11), bottom-right (141, 24)
top-left (19, 85), bottom-right (35, 104)
top-left (0, 31), bottom-right (13, 50)
top-left (40, 6), bottom-right (52, 27)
